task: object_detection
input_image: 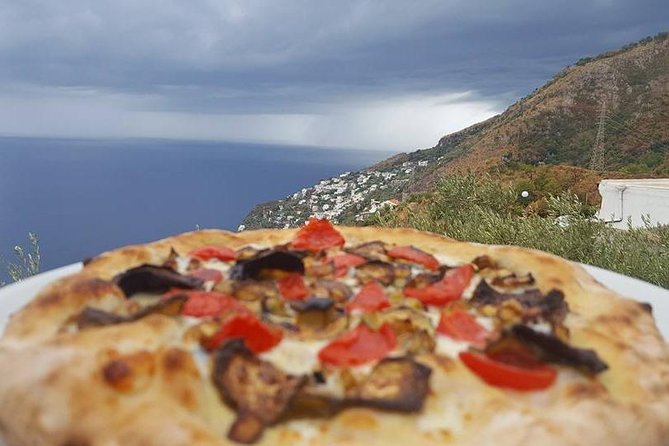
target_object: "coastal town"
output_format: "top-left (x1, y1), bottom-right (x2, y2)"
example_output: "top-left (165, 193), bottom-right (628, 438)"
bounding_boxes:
top-left (240, 158), bottom-right (435, 230)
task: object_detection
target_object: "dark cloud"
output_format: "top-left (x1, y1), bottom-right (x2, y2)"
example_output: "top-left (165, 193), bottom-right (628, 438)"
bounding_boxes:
top-left (0, 0), bottom-right (666, 147)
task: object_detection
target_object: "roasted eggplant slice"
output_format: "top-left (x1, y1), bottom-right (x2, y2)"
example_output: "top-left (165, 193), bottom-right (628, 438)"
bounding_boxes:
top-left (113, 265), bottom-right (203, 297)
top-left (230, 250), bottom-right (305, 281)
top-left (290, 298), bottom-right (348, 338)
top-left (228, 412), bottom-right (264, 444)
top-left (355, 261), bottom-right (395, 286)
top-left (304, 256), bottom-right (335, 278)
top-left (471, 280), bottom-right (568, 324)
top-left (351, 357), bottom-right (431, 412)
top-left (511, 325), bottom-right (608, 375)
top-left (236, 246), bottom-right (267, 261)
top-left (346, 241), bottom-right (389, 262)
top-left (234, 281), bottom-right (280, 302)
top-left (491, 273), bottom-right (535, 288)
top-left (406, 272), bottom-right (443, 289)
top-left (131, 294), bottom-right (188, 319)
top-left (375, 307), bottom-right (435, 354)
top-left (76, 294), bottom-right (188, 329)
top-left (291, 297), bottom-right (335, 329)
top-left (310, 279), bottom-right (353, 302)
top-left (76, 307), bottom-right (126, 328)
top-left (212, 340), bottom-right (307, 443)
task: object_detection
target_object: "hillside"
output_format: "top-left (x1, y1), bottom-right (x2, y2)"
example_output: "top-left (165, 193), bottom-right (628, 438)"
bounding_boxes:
top-left (242, 32), bottom-right (669, 230)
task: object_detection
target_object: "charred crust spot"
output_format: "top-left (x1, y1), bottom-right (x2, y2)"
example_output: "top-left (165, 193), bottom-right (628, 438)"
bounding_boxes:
top-left (594, 311), bottom-right (634, 327)
top-left (35, 292), bottom-right (64, 308)
top-left (101, 351), bottom-right (155, 392)
top-left (472, 255), bottom-right (496, 271)
top-left (564, 382), bottom-right (607, 399)
top-left (163, 349), bottom-right (187, 372)
top-left (102, 360), bottom-right (131, 388)
top-left (61, 439), bottom-right (90, 446)
top-left (638, 302), bottom-right (653, 315)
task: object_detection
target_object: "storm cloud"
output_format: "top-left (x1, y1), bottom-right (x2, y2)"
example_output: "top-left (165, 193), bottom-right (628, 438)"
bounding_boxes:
top-left (0, 0), bottom-right (666, 150)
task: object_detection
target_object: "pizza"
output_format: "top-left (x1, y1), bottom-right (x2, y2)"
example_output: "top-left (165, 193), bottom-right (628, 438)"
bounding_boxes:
top-left (0, 218), bottom-right (668, 446)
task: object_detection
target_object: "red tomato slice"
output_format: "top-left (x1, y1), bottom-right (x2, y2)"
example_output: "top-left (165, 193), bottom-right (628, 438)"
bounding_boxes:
top-left (437, 309), bottom-right (489, 348)
top-left (291, 217), bottom-right (345, 252)
top-left (459, 351), bottom-right (557, 391)
top-left (388, 246), bottom-right (440, 270)
top-left (204, 313), bottom-right (283, 353)
top-left (277, 274), bottom-right (309, 301)
top-left (330, 253), bottom-right (366, 277)
top-left (318, 323), bottom-right (397, 366)
top-left (188, 268), bottom-right (223, 283)
top-left (181, 291), bottom-right (247, 317)
top-left (404, 264), bottom-right (474, 306)
top-left (346, 281), bottom-right (391, 313)
top-left (188, 246), bottom-right (236, 262)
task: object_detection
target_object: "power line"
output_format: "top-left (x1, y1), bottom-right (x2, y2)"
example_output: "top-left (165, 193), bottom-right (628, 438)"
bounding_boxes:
top-left (589, 98), bottom-right (608, 170)
top-left (604, 116), bottom-right (669, 151)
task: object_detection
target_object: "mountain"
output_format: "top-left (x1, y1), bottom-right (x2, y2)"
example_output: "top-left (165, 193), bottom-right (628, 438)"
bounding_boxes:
top-left (241, 32), bottom-right (669, 230)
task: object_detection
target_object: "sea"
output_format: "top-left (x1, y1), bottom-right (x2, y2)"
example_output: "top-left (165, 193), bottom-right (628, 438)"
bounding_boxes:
top-left (0, 137), bottom-right (393, 280)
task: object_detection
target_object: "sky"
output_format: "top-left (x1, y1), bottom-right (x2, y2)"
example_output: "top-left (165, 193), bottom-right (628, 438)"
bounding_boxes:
top-left (0, 0), bottom-right (667, 151)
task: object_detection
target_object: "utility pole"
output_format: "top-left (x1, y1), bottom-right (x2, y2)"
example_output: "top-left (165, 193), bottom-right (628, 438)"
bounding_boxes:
top-left (589, 98), bottom-right (608, 170)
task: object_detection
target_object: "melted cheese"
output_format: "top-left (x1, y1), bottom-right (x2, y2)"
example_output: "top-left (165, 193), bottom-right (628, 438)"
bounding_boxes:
top-left (474, 315), bottom-right (495, 332)
top-left (426, 307), bottom-right (441, 327)
top-left (461, 274), bottom-right (482, 300)
top-left (259, 338), bottom-right (328, 375)
top-left (174, 256), bottom-right (192, 274)
top-left (432, 253), bottom-right (461, 267)
top-left (201, 259), bottom-right (233, 275)
top-left (435, 336), bottom-right (470, 358)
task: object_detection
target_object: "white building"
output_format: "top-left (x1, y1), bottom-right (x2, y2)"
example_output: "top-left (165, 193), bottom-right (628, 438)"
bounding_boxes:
top-left (598, 179), bottom-right (669, 229)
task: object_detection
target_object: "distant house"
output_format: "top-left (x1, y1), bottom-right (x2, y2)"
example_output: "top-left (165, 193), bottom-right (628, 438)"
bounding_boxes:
top-left (598, 179), bottom-right (669, 229)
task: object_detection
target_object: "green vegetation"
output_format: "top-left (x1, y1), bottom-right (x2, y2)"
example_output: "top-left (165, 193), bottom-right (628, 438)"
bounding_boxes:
top-left (373, 175), bottom-right (669, 288)
top-left (1, 233), bottom-right (41, 287)
top-left (575, 31), bottom-right (668, 66)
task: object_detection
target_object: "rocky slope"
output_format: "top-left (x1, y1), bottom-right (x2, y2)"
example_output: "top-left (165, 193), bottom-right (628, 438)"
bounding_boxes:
top-left (242, 32), bottom-right (669, 230)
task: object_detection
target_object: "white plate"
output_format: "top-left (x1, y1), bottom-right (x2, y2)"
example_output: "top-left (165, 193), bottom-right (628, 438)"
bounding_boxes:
top-left (1, 262), bottom-right (667, 339)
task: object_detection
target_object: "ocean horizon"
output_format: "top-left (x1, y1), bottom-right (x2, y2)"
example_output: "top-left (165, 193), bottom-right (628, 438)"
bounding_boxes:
top-left (0, 136), bottom-right (394, 280)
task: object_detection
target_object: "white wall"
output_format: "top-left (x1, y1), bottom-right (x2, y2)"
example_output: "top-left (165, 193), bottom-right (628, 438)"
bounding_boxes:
top-left (598, 179), bottom-right (669, 229)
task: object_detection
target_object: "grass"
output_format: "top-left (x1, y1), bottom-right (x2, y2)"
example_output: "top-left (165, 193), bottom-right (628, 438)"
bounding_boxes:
top-left (372, 175), bottom-right (669, 288)
top-left (0, 233), bottom-right (41, 287)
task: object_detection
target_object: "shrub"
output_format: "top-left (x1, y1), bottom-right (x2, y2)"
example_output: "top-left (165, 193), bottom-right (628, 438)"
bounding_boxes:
top-left (374, 175), bottom-right (668, 288)
top-left (1, 233), bottom-right (41, 287)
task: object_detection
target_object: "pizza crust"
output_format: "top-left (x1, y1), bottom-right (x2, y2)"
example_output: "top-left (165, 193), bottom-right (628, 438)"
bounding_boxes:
top-left (1, 227), bottom-right (668, 446)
